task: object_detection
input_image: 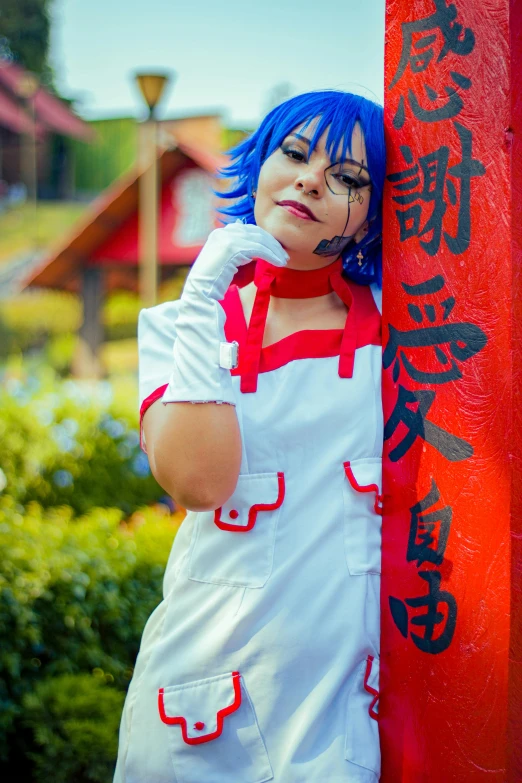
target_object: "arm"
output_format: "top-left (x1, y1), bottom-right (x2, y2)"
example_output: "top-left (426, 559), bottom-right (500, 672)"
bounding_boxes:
top-left (143, 400), bottom-right (241, 512)
top-left (139, 223), bottom-right (288, 512)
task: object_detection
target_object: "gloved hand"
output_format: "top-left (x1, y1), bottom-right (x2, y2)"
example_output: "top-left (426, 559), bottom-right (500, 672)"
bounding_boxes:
top-left (162, 222), bottom-right (288, 405)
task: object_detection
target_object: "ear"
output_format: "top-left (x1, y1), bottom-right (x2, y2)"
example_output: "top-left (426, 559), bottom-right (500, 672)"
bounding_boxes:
top-left (353, 220), bottom-right (369, 244)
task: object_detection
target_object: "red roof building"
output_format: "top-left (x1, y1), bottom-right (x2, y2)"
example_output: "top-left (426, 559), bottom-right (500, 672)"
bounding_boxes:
top-left (0, 58), bottom-right (93, 198)
top-left (22, 137), bottom-right (228, 375)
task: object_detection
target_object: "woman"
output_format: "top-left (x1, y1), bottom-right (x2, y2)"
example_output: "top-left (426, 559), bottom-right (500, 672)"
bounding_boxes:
top-left (114, 89), bottom-right (385, 783)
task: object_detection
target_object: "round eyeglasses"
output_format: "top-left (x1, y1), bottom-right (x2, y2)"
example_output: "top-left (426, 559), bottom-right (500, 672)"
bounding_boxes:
top-left (324, 161), bottom-right (372, 199)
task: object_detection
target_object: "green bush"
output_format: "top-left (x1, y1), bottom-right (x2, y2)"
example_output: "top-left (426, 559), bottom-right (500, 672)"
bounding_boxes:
top-left (44, 332), bottom-right (79, 376)
top-left (0, 368), bottom-right (162, 514)
top-left (0, 495), bottom-right (181, 765)
top-left (23, 673), bottom-right (125, 783)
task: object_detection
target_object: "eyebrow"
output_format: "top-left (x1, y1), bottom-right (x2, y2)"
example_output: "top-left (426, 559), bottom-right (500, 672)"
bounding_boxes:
top-left (286, 132), bottom-right (370, 173)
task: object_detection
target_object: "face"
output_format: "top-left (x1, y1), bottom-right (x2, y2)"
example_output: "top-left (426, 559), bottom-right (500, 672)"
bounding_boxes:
top-left (254, 117), bottom-right (372, 268)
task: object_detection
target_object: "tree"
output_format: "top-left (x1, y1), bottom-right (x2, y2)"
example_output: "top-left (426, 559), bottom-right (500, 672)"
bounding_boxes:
top-left (0, 0), bottom-right (55, 87)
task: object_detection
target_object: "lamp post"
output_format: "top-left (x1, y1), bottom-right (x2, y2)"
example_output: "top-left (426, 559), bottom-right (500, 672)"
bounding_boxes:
top-left (134, 71), bottom-right (172, 307)
top-left (16, 72), bottom-right (39, 250)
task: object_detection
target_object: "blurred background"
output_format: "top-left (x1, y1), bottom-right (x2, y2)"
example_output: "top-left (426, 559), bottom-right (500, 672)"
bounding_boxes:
top-left (0, 1), bottom-right (384, 779)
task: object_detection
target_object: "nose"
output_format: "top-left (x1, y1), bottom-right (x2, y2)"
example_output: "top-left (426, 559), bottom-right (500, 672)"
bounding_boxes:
top-left (295, 160), bottom-right (325, 197)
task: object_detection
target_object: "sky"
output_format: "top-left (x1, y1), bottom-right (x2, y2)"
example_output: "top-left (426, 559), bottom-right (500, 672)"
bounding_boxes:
top-left (49, 0), bottom-right (385, 128)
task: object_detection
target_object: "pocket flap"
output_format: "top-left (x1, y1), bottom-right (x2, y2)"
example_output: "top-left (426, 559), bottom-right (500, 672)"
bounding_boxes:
top-left (159, 671), bottom-right (242, 745)
top-left (363, 655), bottom-right (379, 721)
top-left (215, 472), bottom-right (285, 532)
top-left (344, 459), bottom-right (382, 515)
top-left (342, 458), bottom-right (382, 575)
top-left (345, 656), bottom-right (380, 774)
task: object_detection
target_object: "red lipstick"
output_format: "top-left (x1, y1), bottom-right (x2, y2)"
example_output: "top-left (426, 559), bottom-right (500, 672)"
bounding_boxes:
top-left (277, 200), bottom-right (319, 222)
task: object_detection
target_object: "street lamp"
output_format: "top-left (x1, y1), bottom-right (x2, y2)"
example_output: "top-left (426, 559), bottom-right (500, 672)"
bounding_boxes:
top-left (134, 71), bottom-right (173, 306)
top-left (16, 72), bottom-right (39, 249)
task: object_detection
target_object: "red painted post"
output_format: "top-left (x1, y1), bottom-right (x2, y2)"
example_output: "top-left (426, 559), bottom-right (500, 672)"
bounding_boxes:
top-left (381, 0), bottom-right (522, 780)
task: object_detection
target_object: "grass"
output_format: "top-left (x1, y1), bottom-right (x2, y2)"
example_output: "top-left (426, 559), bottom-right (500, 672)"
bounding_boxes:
top-left (0, 201), bottom-right (88, 264)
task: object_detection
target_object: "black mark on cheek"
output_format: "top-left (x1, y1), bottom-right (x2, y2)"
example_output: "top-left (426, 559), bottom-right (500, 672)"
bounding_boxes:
top-left (313, 234), bottom-right (352, 257)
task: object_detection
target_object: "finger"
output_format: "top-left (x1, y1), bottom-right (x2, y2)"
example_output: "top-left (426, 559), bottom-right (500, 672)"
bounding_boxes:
top-left (224, 223), bottom-right (289, 262)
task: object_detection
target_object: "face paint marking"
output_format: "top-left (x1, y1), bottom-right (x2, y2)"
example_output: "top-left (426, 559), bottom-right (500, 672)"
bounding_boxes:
top-left (313, 187), bottom-right (354, 258)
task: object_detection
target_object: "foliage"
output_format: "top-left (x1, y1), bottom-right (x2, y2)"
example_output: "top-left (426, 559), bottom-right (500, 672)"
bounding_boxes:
top-left (103, 290), bottom-right (142, 341)
top-left (0, 0), bottom-right (54, 85)
top-left (0, 291), bottom-right (189, 777)
top-left (0, 289), bottom-right (81, 356)
top-left (0, 201), bottom-right (87, 264)
top-left (0, 494), bottom-right (181, 765)
top-left (0, 366), bottom-right (162, 514)
top-left (45, 331), bottom-right (78, 376)
top-left (0, 268), bottom-right (188, 358)
top-left (23, 673), bottom-right (125, 783)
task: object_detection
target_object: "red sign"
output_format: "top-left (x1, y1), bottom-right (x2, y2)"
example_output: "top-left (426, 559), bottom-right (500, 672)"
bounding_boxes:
top-left (381, 0), bottom-right (521, 779)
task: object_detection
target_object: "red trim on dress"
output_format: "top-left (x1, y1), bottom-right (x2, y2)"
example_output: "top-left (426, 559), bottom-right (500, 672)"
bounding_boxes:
top-left (139, 383), bottom-right (169, 451)
top-left (221, 279), bottom-right (381, 380)
top-left (363, 655), bottom-right (380, 721)
top-left (240, 269), bottom-right (273, 393)
top-left (158, 671), bottom-right (242, 745)
top-left (343, 461), bottom-right (383, 516)
top-left (214, 472), bottom-right (286, 532)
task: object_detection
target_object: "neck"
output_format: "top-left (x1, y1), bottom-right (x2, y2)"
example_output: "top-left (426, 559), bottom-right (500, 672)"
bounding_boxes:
top-left (282, 248), bottom-right (341, 272)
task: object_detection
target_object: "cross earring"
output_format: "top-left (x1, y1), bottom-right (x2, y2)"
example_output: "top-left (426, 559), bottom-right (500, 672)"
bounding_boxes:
top-left (357, 250), bottom-right (364, 266)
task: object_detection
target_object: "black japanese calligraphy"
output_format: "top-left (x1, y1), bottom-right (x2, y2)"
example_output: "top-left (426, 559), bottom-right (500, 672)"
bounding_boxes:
top-left (383, 275), bottom-right (487, 462)
top-left (388, 122), bottom-right (485, 256)
top-left (393, 72), bottom-right (472, 128)
top-left (407, 479), bottom-right (452, 567)
top-left (390, 571), bottom-right (457, 654)
top-left (389, 482), bottom-right (457, 654)
top-left (384, 384), bottom-right (473, 462)
top-left (390, 0), bottom-right (475, 90)
top-left (383, 319), bottom-right (487, 385)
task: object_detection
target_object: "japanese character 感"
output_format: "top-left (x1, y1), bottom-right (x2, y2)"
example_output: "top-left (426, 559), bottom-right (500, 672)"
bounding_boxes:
top-left (389, 0), bottom-right (475, 90)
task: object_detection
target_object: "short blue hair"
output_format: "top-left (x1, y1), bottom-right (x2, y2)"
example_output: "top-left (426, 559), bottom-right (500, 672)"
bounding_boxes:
top-left (216, 89), bottom-right (385, 286)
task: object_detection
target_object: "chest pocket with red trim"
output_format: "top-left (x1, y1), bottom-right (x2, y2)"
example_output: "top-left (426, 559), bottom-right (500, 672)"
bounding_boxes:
top-left (188, 471), bottom-right (285, 589)
top-left (342, 457), bottom-right (382, 575)
top-left (159, 671), bottom-right (273, 783)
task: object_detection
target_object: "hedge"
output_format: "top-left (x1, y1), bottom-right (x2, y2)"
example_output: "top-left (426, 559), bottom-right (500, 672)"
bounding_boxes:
top-left (0, 367), bottom-right (162, 515)
top-left (0, 495), bottom-right (182, 773)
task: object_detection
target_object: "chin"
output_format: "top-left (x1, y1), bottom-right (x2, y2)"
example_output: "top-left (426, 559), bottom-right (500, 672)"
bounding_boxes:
top-left (262, 217), bottom-right (314, 255)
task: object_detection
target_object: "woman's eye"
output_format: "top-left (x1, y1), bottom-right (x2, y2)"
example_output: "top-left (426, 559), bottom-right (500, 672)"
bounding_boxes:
top-left (337, 174), bottom-right (363, 188)
top-left (282, 146), bottom-right (306, 162)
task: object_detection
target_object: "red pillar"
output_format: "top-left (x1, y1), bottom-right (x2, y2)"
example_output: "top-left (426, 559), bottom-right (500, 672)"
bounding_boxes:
top-left (381, 1), bottom-right (522, 780)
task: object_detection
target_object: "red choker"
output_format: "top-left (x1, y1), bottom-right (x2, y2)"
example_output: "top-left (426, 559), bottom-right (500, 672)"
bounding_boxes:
top-left (240, 257), bottom-right (355, 393)
top-left (254, 258), bottom-right (343, 298)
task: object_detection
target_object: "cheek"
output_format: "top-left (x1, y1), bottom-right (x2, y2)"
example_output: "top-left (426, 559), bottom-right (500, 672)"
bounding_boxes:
top-left (331, 193), bottom-right (370, 226)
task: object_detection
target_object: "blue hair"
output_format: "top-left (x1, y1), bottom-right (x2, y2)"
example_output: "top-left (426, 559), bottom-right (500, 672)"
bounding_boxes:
top-left (216, 89), bottom-right (385, 286)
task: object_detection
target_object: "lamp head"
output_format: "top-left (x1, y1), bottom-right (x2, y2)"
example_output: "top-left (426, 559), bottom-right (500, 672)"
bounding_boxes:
top-left (134, 72), bottom-right (173, 119)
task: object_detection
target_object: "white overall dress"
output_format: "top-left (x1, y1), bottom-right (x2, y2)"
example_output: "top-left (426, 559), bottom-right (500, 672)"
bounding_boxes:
top-left (114, 273), bottom-right (383, 783)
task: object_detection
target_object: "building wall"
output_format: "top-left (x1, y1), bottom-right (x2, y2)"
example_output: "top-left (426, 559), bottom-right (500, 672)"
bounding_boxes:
top-left (67, 117), bottom-right (137, 197)
top-left (68, 114), bottom-right (252, 198)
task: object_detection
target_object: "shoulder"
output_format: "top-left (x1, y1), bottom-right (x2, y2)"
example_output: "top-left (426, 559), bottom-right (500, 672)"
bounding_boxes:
top-left (138, 300), bottom-right (181, 411)
top-left (138, 300), bottom-right (182, 343)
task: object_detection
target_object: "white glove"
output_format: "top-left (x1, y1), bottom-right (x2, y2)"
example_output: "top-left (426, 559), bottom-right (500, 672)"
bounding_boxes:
top-left (162, 222), bottom-right (288, 405)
